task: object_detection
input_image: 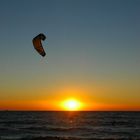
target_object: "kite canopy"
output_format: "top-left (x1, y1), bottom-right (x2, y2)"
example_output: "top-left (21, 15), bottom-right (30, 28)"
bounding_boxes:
top-left (32, 33), bottom-right (46, 57)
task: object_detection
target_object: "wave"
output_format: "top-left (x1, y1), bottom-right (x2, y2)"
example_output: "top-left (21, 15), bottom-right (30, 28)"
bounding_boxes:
top-left (1, 135), bottom-right (140, 140)
top-left (20, 126), bottom-right (92, 132)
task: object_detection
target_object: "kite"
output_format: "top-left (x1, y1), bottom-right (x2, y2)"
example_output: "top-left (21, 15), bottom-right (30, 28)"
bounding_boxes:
top-left (32, 33), bottom-right (46, 57)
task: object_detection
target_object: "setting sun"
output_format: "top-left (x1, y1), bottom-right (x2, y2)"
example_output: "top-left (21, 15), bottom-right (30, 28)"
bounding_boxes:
top-left (61, 99), bottom-right (82, 111)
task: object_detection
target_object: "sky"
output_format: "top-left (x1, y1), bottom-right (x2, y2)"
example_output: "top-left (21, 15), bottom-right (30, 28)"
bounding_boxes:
top-left (0, 0), bottom-right (140, 111)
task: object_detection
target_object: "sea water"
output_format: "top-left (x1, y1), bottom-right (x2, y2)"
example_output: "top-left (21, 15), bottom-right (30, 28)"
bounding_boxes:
top-left (0, 111), bottom-right (140, 140)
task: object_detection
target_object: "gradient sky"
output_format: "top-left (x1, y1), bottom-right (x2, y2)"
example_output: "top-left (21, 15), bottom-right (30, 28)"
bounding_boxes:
top-left (0, 0), bottom-right (140, 110)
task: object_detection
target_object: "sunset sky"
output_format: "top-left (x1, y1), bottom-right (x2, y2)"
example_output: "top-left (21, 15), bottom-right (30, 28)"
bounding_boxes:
top-left (0, 0), bottom-right (140, 111)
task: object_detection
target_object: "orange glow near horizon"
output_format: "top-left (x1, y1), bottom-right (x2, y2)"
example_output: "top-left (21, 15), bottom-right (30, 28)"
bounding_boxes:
top-left (0, 99), bottom-right (140, 111)
top-left (0, 85), bottom-right (140, 111)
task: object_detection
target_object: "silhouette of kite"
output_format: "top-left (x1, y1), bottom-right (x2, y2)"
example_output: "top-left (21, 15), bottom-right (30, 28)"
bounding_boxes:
top-left (32, 33), bottom-right (46, 57)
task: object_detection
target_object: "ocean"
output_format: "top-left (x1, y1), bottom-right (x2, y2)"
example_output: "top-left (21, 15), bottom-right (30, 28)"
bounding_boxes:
top-left (0, 111), bottom-right (140, 140)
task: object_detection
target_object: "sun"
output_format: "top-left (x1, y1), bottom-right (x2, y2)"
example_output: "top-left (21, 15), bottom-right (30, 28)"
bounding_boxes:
top-left (61, 99), bottom-right (82, 111)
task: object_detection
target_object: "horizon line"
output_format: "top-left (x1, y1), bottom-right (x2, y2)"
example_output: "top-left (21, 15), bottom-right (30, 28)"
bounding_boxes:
top-left (0, 110), bottom-right (140, 112)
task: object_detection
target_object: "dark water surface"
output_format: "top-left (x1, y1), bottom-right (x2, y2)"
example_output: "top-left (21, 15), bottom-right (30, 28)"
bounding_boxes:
top-left (0, 111), bottom-right (140, 140)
